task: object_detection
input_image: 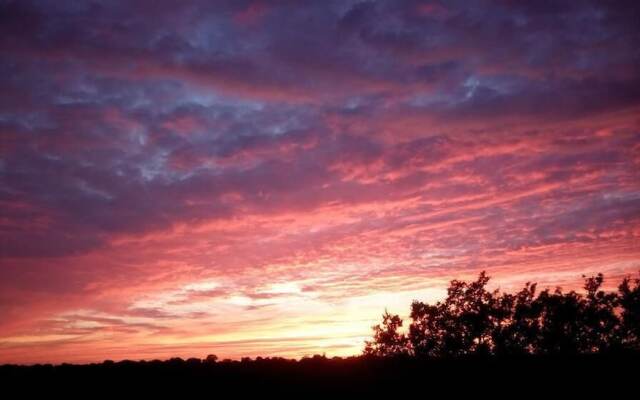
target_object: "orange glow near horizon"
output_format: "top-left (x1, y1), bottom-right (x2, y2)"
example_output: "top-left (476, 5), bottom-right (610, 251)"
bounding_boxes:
top-left (1, 1), bottom-right (639, 365)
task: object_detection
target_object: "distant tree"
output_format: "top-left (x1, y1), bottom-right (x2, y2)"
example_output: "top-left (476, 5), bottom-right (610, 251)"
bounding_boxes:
top-left (167, 357), bottom-right (185, 367)
top-left (186, 357), bottom-right (201, 366)
top-left (364, 310), bottom-right (409, 357)
top-left (204, 354), bottom-right (218, 364)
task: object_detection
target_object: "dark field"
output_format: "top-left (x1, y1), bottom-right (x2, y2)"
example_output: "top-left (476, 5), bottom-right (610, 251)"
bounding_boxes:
top-left (2, 353), bottom-right (638, 395)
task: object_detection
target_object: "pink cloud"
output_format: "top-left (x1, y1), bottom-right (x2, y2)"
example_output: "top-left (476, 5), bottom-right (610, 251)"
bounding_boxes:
top-left (234, 1), bottom-right (269, 27)
top-left (1, 0), bottom-right (639, 364)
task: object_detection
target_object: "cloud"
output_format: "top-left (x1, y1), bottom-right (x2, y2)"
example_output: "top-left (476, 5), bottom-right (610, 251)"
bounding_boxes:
top-left (1, 0), bottom-right (639, 363)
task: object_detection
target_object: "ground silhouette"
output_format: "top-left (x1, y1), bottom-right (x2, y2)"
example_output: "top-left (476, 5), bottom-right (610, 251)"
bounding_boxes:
top-left (1, 272), bottom-right (638, 395)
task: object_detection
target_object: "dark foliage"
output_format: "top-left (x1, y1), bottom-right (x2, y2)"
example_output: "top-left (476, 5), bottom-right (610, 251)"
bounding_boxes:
top-left (1, 353), bottom-right (638, 396)
top-left (1, 272), bottom-right (638, 395)
top-left (365, 272), bottom-right (640, 358)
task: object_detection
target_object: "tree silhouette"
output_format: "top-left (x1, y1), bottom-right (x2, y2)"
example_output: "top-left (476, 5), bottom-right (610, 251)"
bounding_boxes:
top-left (619, 275), bottom-right (640, 349)
top-left (577, 274), bottom-right (620, 352)
top-left (492, 282), bottom-right (540, 356)
top-left (204, 354), bottom-right (219, 364)
top-left (409, 272), bottom-right (500, 357)
top-left (364, 310), bottom-right (409, 357)
top-left (367, 271), bottom-right (640, 358)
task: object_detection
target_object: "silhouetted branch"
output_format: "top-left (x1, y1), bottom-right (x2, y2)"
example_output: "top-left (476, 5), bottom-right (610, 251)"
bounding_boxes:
top-left (366, 271), bottom-right (640, 358)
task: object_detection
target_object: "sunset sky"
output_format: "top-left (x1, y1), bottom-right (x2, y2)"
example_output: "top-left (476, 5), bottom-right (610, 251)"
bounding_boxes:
top-left (1, 0), bottom-right (639, 364)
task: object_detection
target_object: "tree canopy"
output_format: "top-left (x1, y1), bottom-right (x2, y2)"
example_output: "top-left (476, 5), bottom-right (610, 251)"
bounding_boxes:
top-left (364, 272), bottom-right (640, 358)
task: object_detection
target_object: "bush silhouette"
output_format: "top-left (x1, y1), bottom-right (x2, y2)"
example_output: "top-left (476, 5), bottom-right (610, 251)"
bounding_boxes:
top-left (365, 272), bottom-right (640, 358)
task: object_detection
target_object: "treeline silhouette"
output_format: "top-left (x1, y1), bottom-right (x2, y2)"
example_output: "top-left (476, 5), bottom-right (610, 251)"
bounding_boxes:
top-left (1, 272), bottom-right (639, 395)
top-left (364, 272), bottom-right (640, 358)
top-left (2, 352), bottom-right (639, 395)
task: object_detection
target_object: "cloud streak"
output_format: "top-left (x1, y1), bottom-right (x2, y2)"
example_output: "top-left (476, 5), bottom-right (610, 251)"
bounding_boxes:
top-left (1, 0), bottom-right (639, 364)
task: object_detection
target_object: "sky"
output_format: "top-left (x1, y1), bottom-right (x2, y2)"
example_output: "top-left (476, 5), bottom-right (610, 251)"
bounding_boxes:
top-left (0, 0), bottom-right (639, 365)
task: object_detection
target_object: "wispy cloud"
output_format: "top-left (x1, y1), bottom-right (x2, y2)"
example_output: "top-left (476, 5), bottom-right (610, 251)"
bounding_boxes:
top-left (1, 0), bottom-right (639, 364)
